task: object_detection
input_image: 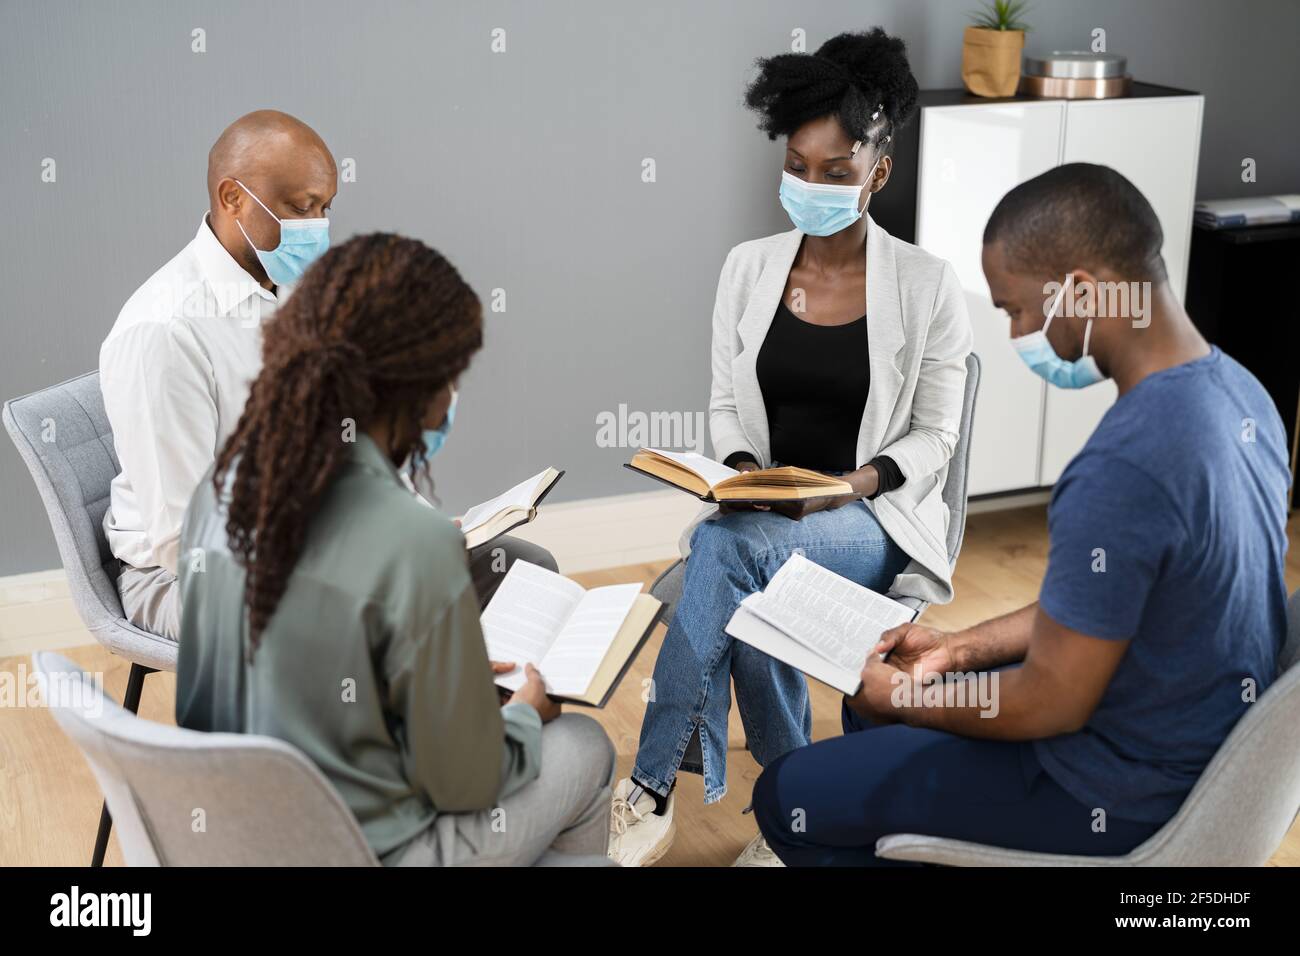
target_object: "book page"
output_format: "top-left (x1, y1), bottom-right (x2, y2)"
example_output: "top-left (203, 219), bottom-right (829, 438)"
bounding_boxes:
top-left (459, 468), bottom-right (552, 536)
top-left (643, 448), bottom-right (738, 491)
top-left (539, 583), bottom-right (642, 696)
top-left (481, 561), bottom-right (586, 691)
top-left (744, 553), bottom-right (914, 674)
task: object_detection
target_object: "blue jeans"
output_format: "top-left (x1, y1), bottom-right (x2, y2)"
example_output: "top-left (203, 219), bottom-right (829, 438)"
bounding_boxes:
top-left (752, 700), bottom-right (1165, 866)
top-left (632, 501), bottom-right (910, 804)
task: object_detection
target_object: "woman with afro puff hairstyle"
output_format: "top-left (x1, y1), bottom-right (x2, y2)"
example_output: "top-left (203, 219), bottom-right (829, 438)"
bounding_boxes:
top-left (609, 29), bottom-right (972, 867)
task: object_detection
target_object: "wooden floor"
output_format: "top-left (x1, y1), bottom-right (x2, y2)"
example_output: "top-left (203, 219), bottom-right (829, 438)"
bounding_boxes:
top-left (2, 504), bottom-right (1298, 867)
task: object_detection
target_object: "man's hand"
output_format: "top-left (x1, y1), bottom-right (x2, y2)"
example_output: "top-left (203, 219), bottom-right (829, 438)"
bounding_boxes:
top-left (874, 623), bottom-right (960, 678)
top-left (845, 657), bottom-right (905, 723)
top-left (508, 663), bottom-right (561, 723)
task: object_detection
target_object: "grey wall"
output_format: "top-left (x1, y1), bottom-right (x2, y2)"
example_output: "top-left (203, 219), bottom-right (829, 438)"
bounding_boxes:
top-left (2, 0), bottom-right (1298, 575)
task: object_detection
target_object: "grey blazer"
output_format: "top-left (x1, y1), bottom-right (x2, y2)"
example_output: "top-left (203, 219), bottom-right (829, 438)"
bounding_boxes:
top-left (680, 215), bottom-right (974, 605)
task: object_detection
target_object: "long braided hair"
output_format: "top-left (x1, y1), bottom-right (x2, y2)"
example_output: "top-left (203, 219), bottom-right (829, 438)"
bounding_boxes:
top-left (214, 232), bottom-right (482, 649)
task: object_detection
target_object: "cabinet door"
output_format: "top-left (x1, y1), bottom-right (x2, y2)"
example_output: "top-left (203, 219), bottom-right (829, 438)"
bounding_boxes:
top-left (1038, 96), bottom-right (1204, 485)
top-left (916, 102), bottom-right (1066, 495)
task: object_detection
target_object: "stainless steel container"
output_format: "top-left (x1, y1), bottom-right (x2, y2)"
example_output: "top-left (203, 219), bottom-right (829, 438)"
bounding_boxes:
top-left (1023, 51), bottom-right (1127, 79)
top-left (1020, 51), bottom-right (1131, 99)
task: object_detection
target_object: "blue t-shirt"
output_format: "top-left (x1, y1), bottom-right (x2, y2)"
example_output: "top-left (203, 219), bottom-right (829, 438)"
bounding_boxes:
top-left (1035, 347), bottom-right (1289, 824)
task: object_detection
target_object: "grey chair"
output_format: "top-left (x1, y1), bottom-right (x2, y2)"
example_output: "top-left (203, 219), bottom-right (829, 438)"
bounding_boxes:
top-left (649, 351), bottom-right (983, 623)
top-left (32, 651), bottom-right (379, 866)
top-left (876, 588), bottom-right (1300, 866)
top-left (3, 370), bottom-right (177, 865)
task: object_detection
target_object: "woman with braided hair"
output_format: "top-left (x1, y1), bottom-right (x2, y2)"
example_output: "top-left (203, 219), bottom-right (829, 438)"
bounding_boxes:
top-left (175, 233), bottom-right (615, 866)
top-left (609, 29), bottom-right (973, 866)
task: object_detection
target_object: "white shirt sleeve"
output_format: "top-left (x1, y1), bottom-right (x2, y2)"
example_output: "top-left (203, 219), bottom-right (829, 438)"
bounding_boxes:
top-left (101, 321), bottom-right (220, 574)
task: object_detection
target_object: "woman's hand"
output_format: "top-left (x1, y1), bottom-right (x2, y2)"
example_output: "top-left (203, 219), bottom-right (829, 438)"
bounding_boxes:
top-left (508, 663), bottom-right (562, 723)
top-left (492, 660), bottom-right (517, 704)
top-left (769, 464), bottom-right (878, 520)
top-left (719, 459), bottom-right (772, 514)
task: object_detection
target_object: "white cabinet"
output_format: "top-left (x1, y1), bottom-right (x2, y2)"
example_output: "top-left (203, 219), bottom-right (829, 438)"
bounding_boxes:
top-left (916, 102), bottom-right (1066, 495)
top-left (910, 90), bottom-right (1203, 495)
top-left (1038, 97), bottom-right (1203, 485)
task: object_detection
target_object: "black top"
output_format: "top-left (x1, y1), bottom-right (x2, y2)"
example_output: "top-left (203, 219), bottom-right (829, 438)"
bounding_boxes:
top-left (729, 300), bottom-right (903, 495)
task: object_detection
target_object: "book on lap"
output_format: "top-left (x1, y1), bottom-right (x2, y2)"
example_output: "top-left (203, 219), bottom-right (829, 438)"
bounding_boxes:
top-left (624, 447), bottom-right (852, 503)
top-left (480, 560), bottom-right (662, 708)
top-left (459, 467), bottom-right (563, 550)
top-left (724, 553), bottom-right (917, 695)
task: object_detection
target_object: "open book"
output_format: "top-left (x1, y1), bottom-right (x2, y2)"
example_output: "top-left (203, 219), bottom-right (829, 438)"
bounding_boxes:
top-left (459, 468), bottom-right (563, 551)
top-left (724, 553), bottom-right (917, 695)
top-left (481, 561), bottom-right (662, 707)
top-left (625, 448), bottom-right (853, 503)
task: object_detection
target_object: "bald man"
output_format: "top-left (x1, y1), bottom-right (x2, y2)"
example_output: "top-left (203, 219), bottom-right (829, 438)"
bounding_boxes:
top-left (101, 110), bottom-right (558, 643)
top-left (101, 110), bottom-right (338, 640)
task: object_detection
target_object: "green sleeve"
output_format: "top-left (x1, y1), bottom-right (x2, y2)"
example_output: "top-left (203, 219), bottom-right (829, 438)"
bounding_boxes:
top-left (386, 581), bottom-right (541, 812)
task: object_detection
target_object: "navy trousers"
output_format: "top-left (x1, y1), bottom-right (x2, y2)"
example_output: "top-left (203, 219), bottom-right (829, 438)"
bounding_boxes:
top-left (752, 700), bottom-right (1165, 866)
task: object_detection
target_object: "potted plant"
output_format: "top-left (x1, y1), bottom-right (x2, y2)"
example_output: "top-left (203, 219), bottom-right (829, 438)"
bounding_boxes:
top-left (962, 0), bottom-right (1030, 97)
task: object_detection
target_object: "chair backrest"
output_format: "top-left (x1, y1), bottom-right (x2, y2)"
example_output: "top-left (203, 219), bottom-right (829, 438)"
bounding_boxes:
top-left (4, 372), bottom-right (175, 670)
top-left (32, 651), bottom-right (379, 867)
top-left (941, 352), bottom-right (981, 565)
top-left (1125, 588), bottom-right (1300, 865)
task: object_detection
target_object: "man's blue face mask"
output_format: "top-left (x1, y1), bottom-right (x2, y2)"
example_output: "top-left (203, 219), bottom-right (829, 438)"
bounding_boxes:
top-left (234, 179), bottom-right (330, 286)
top-left (1010, 278), bottom-right (1106, 389)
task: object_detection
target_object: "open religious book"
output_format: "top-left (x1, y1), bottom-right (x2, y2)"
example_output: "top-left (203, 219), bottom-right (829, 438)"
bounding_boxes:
top-left (624, 448), bottom-right (853, 503)
top-left (481, 561), bottom-right (662, 707)
top-left (459, 468), bottom-right (563, 550)
top-left (725, 553), bottom-right (917, 695)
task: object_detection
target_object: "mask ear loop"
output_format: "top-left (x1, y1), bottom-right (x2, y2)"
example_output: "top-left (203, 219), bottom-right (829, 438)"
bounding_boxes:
top-left (232, 178), bottom-right (283, 254)
top-left (1043, 277), bottom-right (1071, 334)
top-left (233, 179), bottom-right (282, 224)
top-left (853, 105), bottom-right (891, 212)
top-left (851, 142), bottom-right (885, 214)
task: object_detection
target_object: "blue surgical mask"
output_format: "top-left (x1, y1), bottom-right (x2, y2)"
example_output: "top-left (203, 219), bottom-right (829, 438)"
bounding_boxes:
top-left (421, 388), bottom-right (458, 458)
top-left (1011, 279), bottom-right (1106, 389)
top-left (778, 163), bottom-right (877, 237)
top-left (233, 179), bottom-right (330, 286)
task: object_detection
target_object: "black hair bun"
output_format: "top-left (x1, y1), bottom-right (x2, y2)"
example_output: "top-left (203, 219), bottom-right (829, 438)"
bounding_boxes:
top-left (745, 28), bottom-right (919, 148)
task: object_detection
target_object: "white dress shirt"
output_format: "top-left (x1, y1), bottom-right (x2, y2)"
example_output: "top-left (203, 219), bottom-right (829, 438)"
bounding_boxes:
top-left (101, 217), bottom-right (292, 574)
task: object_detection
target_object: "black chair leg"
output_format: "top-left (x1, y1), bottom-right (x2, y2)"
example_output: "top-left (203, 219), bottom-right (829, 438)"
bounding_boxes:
top-left (90, 662), bottom-right (154, 867)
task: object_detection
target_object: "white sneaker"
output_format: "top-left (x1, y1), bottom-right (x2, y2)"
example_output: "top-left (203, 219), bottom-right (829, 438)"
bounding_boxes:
top-left (732, 833), bottom-right (785, 867)
top-left (608, 777), bottom-right (675, 867)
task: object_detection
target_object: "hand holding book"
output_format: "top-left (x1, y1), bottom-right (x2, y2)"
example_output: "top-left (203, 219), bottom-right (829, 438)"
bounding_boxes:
top-left (458, 467), bottom-right (563, 550)
top-left (494, 660), bottom-right (561, 721)
top-left (625, 448), bottom-right (854, 505)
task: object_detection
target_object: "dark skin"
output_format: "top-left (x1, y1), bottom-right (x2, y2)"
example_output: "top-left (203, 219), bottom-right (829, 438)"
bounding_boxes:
top-left (367, 384), bottom-right (561, 723)
top-left (843, 241), bottom-right (1211, 738)
top-left (723, 114), bottom-right (892, 520)
top-left (206, 110), bottom-right (338, 291)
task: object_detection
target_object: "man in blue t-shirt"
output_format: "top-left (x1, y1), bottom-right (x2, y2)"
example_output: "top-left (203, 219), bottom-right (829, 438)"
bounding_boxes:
top-left (751, 163), bottom-right (1290, 866)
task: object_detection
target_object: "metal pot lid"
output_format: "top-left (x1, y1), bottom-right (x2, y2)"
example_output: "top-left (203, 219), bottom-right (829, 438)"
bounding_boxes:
top-left (1022, 51), bottom-right (1127, 79)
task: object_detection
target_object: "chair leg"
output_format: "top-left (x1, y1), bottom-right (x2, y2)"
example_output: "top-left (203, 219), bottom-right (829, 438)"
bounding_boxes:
top-left (90, 662), bottom-right (155, 867)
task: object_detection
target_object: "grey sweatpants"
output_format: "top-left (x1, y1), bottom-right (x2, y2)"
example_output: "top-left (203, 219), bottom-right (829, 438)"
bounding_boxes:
top-left (117, 534), bottom-right (559, 641)
top-left (384, 713), bottom-right (617, 867)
